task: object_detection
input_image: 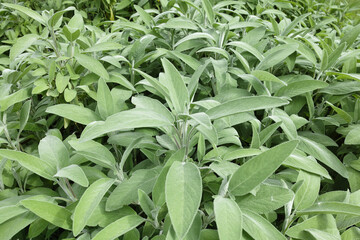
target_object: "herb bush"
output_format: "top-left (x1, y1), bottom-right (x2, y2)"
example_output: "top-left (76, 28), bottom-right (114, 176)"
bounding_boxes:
top-left (0, 0), bottom-right (360, 239)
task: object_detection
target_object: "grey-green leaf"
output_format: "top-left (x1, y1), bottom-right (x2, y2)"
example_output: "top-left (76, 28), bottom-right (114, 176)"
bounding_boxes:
top-left (165, 161), bottom-right (202, 239)
top-left (21, 199), bottom-right (72, 230)
top-left (206, 96), bottom-right (289, 120)
top-left (54, 164), bottom-right (89, 187)
top-left (214, 196), bottom-right (242, 240)
top-left (75, 54), bottom-right (109, 80)
top-left (46, 104), bottom-right (101, 125)
top-left (229, 140), bottom-right (298, 196)
top-left (73, 178), bottom-right (114, 236)
top-left (92, 215), bottom-right (145, 240)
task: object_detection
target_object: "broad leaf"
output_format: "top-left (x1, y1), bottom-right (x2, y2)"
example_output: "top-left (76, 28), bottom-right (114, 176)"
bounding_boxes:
top-left (165, 161), bottom-right (202, 239)
top-left (229, 140), bottom-right (298, 196)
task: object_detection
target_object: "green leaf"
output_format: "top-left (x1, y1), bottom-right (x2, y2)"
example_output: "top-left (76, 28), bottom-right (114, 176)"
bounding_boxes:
top-left (0, 205), bottom-right (28, 224)
top-left (74, 54), bottom-right (109, 80)
top-left (39, 135), bottom-right (69, 169)
top-left (201, 0), bottom-right (215, 25)
top-left (0, 88), bottom-right (31, 112)
top-left (275, 80), bottom-right (328, 97)
top-left (206, 96), bottom-right (289, 120)
top-left (326, 101), bottom-right (352, 123)
top-left (294, 171), bottom-right (321, 210)
top-left (64, 89), bottom-right (77, 102)
top-left (9, 34), bottom-right (38, 60)
top-left (286, 214), bottom-right (339, 239)
top-left (68, 140), bottom-right (116, 170)
top-left (2, 3), bottom-right (45, 25)
top-left (73, 178), bottom-right (114, 236)
top-left (46, 104), bottom-right (101, 125)
top-left (18, 100), bottom-right (31, 135)
top-left (243, 209), bottom-right (286, 240)
top-left (341, 227), bottom-right (360, 240)
top-left (251, 70), bottom-right (286, 85)
top-left (298, 136), bottom-right (348, 178)
top-left (236, 183), bottom-right (294, 214)
top-left (0, 212), bottom-right (37, 240)
top-left (257, 44), bottom-right (298, 70)
top-left (305, 229), bottom-right (340, 240)
top-left (92, 215), bottom-right (145, 240)
top-left (84, 42), bottom-right (123, 52)
top-left (138, 189), bottom-right (155, 219)
top-left (281, 13), bottom-right (310, 36)
top-left (164, 17), bottom-right (198, 30)
top-left (97, 78), bottom-right (114, 119)
top-left (229, 140), bottom-right (298, 196)
top-left (214, 196), bottom-right (242, 240)
top-left (55, 73), bottom-right (70, 94)
top-left (174, 33), bottom-right (216, 48)
top-left (297, 202), bottom-right (360, 216)
top-left (21, 198), bottom-right (72, 230)
top-left (161, 58), bottom-right (189, 114)
top-left (153, 149), bottom-right (185, 207)
top-left (106, 168), bottom-right (160, 211)
top-left (134, 5), bottom-right (153, 27)
top-left (228, 41), bottom-right (264, 61)
top-left (345, 126), bottom-right (360, 145)
top-left (0, 150), bottom-right (56, 180)
top-left (80, 108), bottom-right (173, 141)
top-left (165, 161), bottom-right (202, 239)
top-left (54, 164), bottom-right (89, 187)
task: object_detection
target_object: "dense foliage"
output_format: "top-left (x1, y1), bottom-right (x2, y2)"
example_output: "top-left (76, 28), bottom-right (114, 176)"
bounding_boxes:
top-left (1, 0), bottom-right (360, 239)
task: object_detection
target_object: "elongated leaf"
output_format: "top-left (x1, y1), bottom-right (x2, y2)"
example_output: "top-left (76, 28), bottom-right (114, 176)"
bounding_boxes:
top-left (164, 17), bottom-right (198, 30)
top-left (161, 58), bottom-right (189, 113)
top-left (201, 0), bottom-right (214, 25)
top-left (2, 3), bottom-right (45, 25)
top-left (294, 171), bottom-right (321, 210)
top-left (297, 202), bottom-right (360, 216)
top-left (106, 168), bottom-right (160, 211)
top-left (251, 70), bottom-right (286, 85)
top-left (21, 199), bottom-right (72, 230)
top-left (80, 108), bottom-right (173, 141)
top-left (257, 44), bottom-right (298, 70)
top-left (286, 214), bottom-right (338, 239)
top-left (236, 183), bottom-right (294, 214)
top-left (54, 164), bottom-right (89, 187)
top-left (214, 196), bottom-right (242, 240)
top-left (206, 96), bottom-right (289, 120)
top-left (298, 136), bottom-right (348, 178)
top-left (73, 178), bottom-right (114, 236)
top-left (39, 135), bottom-right (68, 169)
top-left (9, 34), bottom-right (38, 60)
top-left (0, 212), bottom-right (37, 240)
top-left (97, 78), bottom-right (114, 119)
top-left (75, 54), bottom-right (109, 80)
top-left (275, 80), bottom-right (328, 97)
top-left (153, 149), bottom-right (185, 207)
top-left (92, 215), bottom-right (145, 240)
top-left (165, 162), bottom-right (202, 239)
top-left (228, 41), bottom-right (264, 61)
top-left (281, 13), bottom-right (310, 36)
top-left (69, 140), bottom-right (116, 170)
top-left (0, 205), bottom-right (28, 224)
top-left (345, 126), bottom-right (360, 145)
top-left (84, 42), bottom-right (123, 52)
top-left (0, 88), bottom-right (31, 112)
top-left (46, 104), bottom-right (101, 125)
top-left (0, 150), bottom-right (56, 180)
top-left (174, 33), bottom-right (216, 48)
top-left (229, 140), bottom-right (298, 196)
top-left (243, 209), bottom-right (286, 240)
